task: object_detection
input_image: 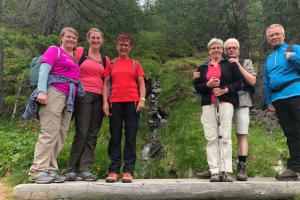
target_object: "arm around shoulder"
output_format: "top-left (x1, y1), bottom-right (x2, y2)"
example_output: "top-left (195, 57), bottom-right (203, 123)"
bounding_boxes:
top-left (241, 59), bottom-right (256, 86)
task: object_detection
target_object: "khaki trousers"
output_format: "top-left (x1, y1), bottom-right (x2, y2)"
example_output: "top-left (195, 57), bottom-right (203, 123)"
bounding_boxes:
top-left (28, 87), bottom-right (72, 179)
top-left (201, 102), bottom-right (233, 174)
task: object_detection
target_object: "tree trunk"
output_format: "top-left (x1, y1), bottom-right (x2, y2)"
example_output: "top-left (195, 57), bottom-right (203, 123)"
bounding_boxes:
top-left (251, 0), bottom-right (273, 110)
top-left (0, 0), bottom-right (4, 113)
top-left (236, 0), bottom-right (250, 58)
top-left (261, 0), bottom-right (271, 52)
top-left (41, 0), bottom-right (59, 36)
top-left (207, 0), bottom-right (225, 36)
top-left (11, 70), bottom-right (25, 120)
top-left (252, 63), bottom-right (265, 109)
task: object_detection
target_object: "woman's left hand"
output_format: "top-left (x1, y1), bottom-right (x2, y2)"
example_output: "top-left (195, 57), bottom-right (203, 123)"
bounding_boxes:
top-left (136, 100), bottom-right (145, 112)
top-left (213, 87), bottom-right (228, 96)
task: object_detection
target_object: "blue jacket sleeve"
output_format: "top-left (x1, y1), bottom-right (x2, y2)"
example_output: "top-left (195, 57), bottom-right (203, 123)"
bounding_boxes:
top-left (288, 45), bottom-right (300, 69)
top-left (263, 62), bottom-right (272, 106)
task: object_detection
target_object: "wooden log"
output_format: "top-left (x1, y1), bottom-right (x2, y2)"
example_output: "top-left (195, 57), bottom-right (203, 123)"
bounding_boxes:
top-left (13, 178), bottom-right (300, 200)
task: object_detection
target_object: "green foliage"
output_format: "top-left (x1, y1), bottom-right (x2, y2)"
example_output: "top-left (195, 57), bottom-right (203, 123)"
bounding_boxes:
top-left (138, 58), bottom-right (164, 79)
top-left (1, 28), bottom-right (60, 117)
top-left (0, 118), bottom-right (36, 183)
top-left (134, 31), bottom-right (168, 61)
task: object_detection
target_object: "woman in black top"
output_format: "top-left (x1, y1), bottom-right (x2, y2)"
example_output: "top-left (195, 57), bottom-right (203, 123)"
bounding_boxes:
top-left (194, 38), bottom-right (242, 182)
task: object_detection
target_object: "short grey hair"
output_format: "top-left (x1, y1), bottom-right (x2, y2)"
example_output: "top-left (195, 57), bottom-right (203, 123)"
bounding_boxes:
top-left (207, 38), bottom-right (224, 50)
top-left (266, 24), bottom-right (285, 37)
top-left (224, 38), bottom-right (240, 49)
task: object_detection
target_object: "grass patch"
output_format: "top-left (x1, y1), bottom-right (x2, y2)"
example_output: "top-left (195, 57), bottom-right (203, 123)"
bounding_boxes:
top-left (0, 178), bottom-right (13, 200)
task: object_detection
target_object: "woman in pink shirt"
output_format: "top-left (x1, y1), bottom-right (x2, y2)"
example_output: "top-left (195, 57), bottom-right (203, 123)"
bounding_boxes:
top-left (65, 28), bottom-right (110, 181)
top-left (28, 27), bottom-right (80, 184)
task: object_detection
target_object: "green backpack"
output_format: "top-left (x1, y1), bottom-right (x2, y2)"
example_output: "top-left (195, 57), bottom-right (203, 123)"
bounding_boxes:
top-left (29, 47), bottom-right (61, 87)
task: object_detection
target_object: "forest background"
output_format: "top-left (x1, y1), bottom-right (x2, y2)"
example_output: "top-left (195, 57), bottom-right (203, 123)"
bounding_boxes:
top-left (0, 0), bottom-right (299, 188)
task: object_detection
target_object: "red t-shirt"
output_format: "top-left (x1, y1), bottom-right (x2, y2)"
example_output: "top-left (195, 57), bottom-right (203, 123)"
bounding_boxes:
top-left (104, 58), bottom-right (145, 102)
top-left (206, 62), bottom-right (221, 104)
top-left (75, 47), bottom-right (110, 94)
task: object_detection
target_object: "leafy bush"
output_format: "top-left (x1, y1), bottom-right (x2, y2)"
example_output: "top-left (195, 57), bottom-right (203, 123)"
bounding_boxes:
top-left (134, 31), bottom-right (168, 62)
top-left (1, 28), bottom-right (61, 117)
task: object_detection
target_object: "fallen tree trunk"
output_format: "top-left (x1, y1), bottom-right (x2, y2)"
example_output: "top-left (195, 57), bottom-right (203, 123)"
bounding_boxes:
top-left (14, 178), bottom-right (300, 200)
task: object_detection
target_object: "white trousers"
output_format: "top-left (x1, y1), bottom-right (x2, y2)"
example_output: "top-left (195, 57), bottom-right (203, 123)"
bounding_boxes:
top-left (201, 102), bottom-right (234, 174)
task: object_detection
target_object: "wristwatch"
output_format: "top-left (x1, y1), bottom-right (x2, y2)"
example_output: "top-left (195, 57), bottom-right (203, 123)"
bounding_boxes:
top-left (140, 97), bottom-right (146, 101)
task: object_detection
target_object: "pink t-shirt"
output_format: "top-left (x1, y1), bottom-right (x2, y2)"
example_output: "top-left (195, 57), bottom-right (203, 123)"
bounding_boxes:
top-left (75, 47), bottom-right (110, 94)
top-left (104, 58), bottom-right (145, 102)
top-left (206, 62), bottom-right (221, 104)
top-left (41, 46), bottom-right (80, 95)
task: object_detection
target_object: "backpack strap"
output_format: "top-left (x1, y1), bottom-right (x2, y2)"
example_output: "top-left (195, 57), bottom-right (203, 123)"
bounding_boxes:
top-left (56, 47), bottom-right (61, 62)
top-left (132, 59), bottom-right (138, 80)
top-left (110, 58), bottom-right (117, 75)
top-left (78, 48), bottom-right (89, 66)
top-left (101, 55), bottom-right (106, 69)
top-left (286, 44), bottom-right (293, 53)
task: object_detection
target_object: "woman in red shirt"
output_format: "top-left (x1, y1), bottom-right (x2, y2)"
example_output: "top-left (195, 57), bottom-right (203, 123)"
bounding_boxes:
top-left (103, 33), bottom-right (146, 183)
top-left (65, 28), bottom-right (110, 181)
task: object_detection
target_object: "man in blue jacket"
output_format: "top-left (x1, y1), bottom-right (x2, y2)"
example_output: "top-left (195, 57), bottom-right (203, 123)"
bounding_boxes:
top-left (264, 24), bottom-right (300, 180)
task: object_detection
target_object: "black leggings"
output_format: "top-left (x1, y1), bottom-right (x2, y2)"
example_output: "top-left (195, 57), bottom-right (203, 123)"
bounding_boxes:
top-left (273, 96), bottom-right (300, 172)
top-left (108, 102), bottom-right (139, 175)
top-left (68, 92), bottom-right (103, 172)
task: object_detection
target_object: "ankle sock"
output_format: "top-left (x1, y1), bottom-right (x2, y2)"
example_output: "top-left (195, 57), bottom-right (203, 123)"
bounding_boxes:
top-left (238, 155), bottom-right (247, 163)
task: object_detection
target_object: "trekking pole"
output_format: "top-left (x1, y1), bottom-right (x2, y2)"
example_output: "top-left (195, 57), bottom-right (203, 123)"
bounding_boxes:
top-left (216, 96), bottom-right (227, 182)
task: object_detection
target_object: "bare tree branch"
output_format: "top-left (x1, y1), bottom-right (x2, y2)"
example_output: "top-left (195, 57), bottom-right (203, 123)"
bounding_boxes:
top-left (41, 0), bottom-right (59, 36)
top-left (0, 0), bottom-right (4, 112)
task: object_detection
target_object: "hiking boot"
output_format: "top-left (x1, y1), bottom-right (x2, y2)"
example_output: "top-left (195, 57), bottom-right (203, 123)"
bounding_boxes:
top-left (106, 172), bottom-right (119, 183)
top-left (237, 162), bottom-right (248, 181)
top-left (49, 171), bottom-right (65, 183)
top-left (197, 170), bottom-right (211, 179)
top-left (30, 172), bottom-right (54, 184)
top-left (122, 173), bottom-right (133, 183)
top-left (75, 174), bottom-right (84, 181)
top-left (64, 171), bottom-right (77, 181)
top-left (210, 173), bottom-right (220, 182)
top-left (78, 171), bottom-right (98, 182)
top-left (275, 169), bottom-right (298, 181)
top-left (223, 173), bottom-right (234, 182)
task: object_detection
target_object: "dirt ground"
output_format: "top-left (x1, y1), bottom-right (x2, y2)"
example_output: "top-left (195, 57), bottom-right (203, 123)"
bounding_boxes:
top-left (0, 181), bottom-right (12, 200)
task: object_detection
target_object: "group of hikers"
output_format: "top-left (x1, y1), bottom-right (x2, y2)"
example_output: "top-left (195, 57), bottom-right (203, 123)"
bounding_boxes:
top-left (24, 27), bottom-right (145, 184)
top-left (24, 23), bottom-right (300, 184)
